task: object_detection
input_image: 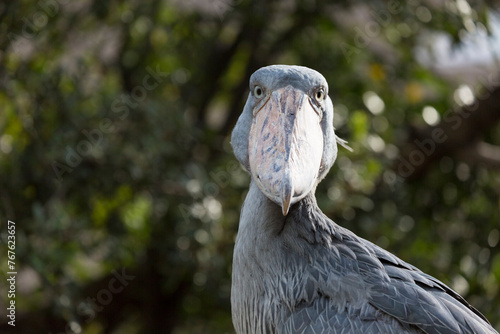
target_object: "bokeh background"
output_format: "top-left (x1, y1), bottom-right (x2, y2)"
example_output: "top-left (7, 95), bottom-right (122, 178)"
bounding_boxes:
top-left (1, 0), bottom-right (500, 333)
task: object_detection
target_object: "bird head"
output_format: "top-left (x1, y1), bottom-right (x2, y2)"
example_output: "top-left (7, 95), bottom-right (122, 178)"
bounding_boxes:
top-left (232, 65), bottom-right (340, 216)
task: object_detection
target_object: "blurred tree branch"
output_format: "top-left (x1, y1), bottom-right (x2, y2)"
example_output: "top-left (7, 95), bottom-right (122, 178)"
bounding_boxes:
top-left (458, 141), bottom-right (500, 169)
top-left (399, 84), bottom-right (500, 180)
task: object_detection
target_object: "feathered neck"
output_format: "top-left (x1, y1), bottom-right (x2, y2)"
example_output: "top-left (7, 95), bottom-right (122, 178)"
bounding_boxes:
top-left (241, 180), bottom-right (343, 248)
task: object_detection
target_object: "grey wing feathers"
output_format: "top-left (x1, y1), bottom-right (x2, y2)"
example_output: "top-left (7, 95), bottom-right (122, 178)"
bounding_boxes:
top-left (360, 238), bottom-right (497, 334)
top-left (278, 206), bottom-right (496, 334)
top-left (279, 298), bottom-right (421, 334)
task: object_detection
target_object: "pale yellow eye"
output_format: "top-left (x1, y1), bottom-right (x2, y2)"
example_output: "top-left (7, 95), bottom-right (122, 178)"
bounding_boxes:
top-left (315, 89), bottom-right (325, 102)
top-left (253, 85), bottom-right (264, 98)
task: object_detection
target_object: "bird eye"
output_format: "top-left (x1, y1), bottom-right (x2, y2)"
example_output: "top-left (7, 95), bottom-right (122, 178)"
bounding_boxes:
top-left (253, 85), bottom-right (264, 98)
top-left (315, 88), bottom-right (325, 102)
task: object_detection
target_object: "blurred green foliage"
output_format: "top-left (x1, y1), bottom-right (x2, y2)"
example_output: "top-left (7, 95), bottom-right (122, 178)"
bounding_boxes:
top-left (0, 0), bottom-right (499, 333)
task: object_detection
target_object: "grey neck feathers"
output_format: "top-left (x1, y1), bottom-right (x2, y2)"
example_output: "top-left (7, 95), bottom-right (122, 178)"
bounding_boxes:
top-left (240, 181), bottom-right (343, 249)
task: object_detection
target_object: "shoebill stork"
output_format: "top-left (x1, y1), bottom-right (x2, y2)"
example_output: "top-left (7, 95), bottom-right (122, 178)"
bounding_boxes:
top-left (230, 65), bottom-right (497, 333)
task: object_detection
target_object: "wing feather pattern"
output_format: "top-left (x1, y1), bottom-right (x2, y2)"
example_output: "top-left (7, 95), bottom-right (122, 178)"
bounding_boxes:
top-left (277, 204), bottom-right (498, 334)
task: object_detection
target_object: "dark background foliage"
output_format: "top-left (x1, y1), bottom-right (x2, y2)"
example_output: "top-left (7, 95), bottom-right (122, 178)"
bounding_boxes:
top-left (0, 0), bottom-right (500, 333)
